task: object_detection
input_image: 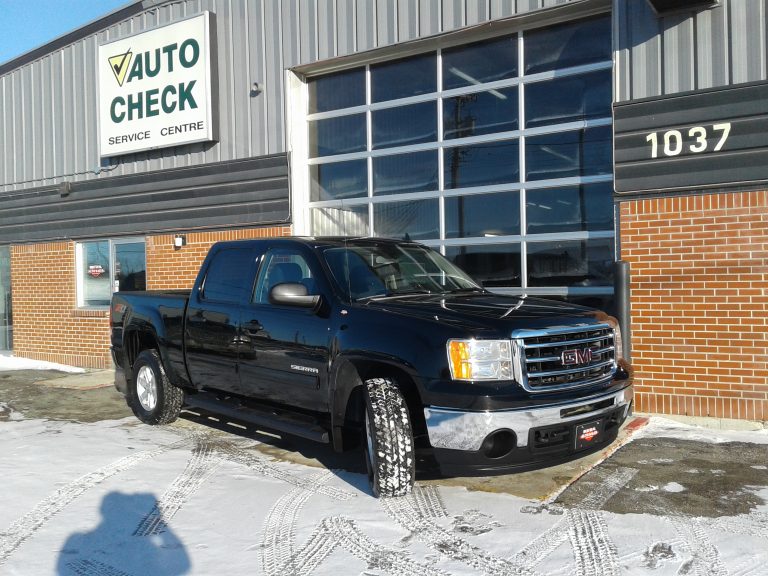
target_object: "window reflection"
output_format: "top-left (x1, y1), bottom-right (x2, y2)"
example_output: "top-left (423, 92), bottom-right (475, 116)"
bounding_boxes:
top-left (526, 126), bottom-right (612, 181)
top-left (525, 69), bottom-right (611, 128)
top-left (444, 140), bottom-right (519, 189)
top-left (443, 88), bottom-right (518, 139)
top-left (311, 205), bottom-right (369, 236)
top-left (445, 191), bottom-right (520, 238)
top-left (308, 67), bottom-right (365, 113)
top-left (526, 183), bottom-right (613, 234)
top-left (442, 35), bottom-right (517, 90)
top-left (374, 199), bottom-right (439, 240)
top-left (524, 16), bottom-right (611, 75)
top-left (372, 53), bottom-right (436, 102)
top-left (309, 114), bottom-right (366, 157)
top-left (373, 151), bottom-right (438, 195)
top-left (372, 102), bottom-right (437, 149)
top-left (527, 239), bottom-right (614, 287)
top-left (445, 244), bottom-right (521, 287)
top-left (310, 160), bottom-right (368, 201)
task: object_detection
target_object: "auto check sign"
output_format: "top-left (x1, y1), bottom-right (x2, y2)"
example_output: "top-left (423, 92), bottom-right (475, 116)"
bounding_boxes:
top-left (98, 12), bottom-right (215, 157)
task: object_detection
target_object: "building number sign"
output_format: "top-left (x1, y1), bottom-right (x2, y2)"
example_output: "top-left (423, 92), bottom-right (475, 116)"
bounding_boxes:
top-left (645, 123), bottom-right (731, 158)
top-left (613, 81), bottom-right (768, 194)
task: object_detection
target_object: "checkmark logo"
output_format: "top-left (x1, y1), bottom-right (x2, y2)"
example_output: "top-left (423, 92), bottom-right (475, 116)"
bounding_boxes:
top-left (108, 49), bottom-right (133, 87)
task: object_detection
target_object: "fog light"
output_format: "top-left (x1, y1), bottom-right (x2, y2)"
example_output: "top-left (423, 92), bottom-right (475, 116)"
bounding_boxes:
top-left (480, 430), bottom-right (516, 459)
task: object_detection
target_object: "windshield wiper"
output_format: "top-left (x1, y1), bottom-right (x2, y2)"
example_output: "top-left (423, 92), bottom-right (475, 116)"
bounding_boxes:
top-left (441, 287), bottom-right (484, 294)
top-left (356, 289), bottom-right (433, 302)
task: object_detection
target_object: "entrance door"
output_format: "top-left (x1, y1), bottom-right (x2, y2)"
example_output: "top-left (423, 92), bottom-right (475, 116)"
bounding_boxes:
top-left (0, 246), bottom-right (11, 350)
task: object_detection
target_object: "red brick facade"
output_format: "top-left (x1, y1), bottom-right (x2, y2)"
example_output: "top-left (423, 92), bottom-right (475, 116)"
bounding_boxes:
top-left (10, 226), bottom-right (291, 369)
top-left (620, 190), bottom-right (768, 421)
top-left (11, 242), bottom-right (111, 368)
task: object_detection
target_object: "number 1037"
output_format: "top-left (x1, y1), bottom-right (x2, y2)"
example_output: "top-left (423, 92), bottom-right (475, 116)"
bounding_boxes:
top-left (645, 123), bottom-right (731, 158)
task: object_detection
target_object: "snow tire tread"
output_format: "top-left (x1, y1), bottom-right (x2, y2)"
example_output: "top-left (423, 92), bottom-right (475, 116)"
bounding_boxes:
top-left (364, 377), bottom-right (415, 498)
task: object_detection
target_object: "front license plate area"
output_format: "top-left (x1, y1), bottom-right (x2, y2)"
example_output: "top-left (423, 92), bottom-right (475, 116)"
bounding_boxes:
top-left (574, 419), bottom-right (604, 451)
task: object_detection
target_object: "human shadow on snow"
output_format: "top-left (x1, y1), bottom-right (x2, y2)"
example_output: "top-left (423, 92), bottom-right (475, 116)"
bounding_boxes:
top-left (57, 491), bottom-right (190, 576)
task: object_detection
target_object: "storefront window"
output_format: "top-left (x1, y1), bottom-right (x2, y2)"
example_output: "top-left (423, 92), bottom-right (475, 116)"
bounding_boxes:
top-left (303, 14), bottom-right (614, 301)
top-left (77, 239), bottom-right (146, 308)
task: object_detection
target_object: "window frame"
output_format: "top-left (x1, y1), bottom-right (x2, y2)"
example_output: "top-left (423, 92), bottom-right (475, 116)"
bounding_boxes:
top-left (75, 237), bottom-right (146, 309)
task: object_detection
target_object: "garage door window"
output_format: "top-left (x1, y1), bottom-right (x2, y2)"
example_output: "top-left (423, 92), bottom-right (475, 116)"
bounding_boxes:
top-left (302, 14), bottom-right (613, 303)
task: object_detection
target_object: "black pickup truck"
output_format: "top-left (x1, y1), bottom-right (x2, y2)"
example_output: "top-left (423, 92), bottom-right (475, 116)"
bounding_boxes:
top-left (111, 237), bottom-right (633, 497)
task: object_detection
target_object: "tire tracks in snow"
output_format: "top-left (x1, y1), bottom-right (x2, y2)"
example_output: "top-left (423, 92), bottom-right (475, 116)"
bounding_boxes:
top-left (261, 470), bottom-right (337, 576)
top-left (670, 517), bottom-right (728, 576)
top-left (261, 475), bottom-right (446, 576)
top-left (510, 466), bottom-right (637, 574)
top-left (64, 558), bottom-right (134, 576)
top-left (133, 439), bottom-right (222, 536)
top-left (382, 488), bottom-right (538, 576)
top-left (0, 438), bottom-right (189, 565)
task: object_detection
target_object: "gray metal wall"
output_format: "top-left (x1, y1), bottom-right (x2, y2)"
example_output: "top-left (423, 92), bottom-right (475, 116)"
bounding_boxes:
top-left (0, 155), bottom-right (289, 243)
top-left (615, 0), bottom-right (767, 102)
top-left (0, 0), bottom-right (590, 194)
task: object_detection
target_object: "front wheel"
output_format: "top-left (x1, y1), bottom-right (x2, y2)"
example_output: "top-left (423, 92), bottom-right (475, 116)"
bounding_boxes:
top-left (128, 349), bottom-right (183, 425)
top-left (363, 377), bottom-right (415, 497)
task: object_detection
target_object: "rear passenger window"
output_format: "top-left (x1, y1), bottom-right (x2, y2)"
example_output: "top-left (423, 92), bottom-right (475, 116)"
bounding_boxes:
top-left (201, 247), bottom-right (255, 303)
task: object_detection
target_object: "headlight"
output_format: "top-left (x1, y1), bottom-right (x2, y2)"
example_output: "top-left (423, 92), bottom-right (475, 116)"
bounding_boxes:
top-left (447, 339), bottom-right (513, 381)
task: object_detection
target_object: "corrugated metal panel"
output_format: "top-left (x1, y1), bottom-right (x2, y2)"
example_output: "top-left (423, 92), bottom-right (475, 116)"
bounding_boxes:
top-left (615, 0), bottom-right (768, 102)
top-left (1, 0), bottom-right (591, 194)
top-left (0, 155), bottom-right (289, 243)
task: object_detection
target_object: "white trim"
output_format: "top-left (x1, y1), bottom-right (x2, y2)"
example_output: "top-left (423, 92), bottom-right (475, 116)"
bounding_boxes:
top-left (287, 70), bottom-right (310, 235)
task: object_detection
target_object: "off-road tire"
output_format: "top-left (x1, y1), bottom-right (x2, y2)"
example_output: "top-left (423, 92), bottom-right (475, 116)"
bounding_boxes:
top-left (363, 377), bottom-right (415, 497)
top-left (128, 349), bottom-right (184, 425)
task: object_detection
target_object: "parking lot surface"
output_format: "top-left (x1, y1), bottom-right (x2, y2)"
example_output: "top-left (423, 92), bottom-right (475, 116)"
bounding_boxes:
top-left (1, 368), bottom-right (766, 575)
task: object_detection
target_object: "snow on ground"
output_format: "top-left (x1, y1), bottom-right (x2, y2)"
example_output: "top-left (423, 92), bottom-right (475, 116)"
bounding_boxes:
top-left (1, 414), bottom-right (767, 576)
top-left (638, 415), bottom-right (768, 444)
top-left (0, 353), bottom-right (85, 373)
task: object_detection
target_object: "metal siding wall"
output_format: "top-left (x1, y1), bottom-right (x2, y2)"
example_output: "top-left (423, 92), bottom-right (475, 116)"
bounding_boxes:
top-left (616, 0), bottom-right (768, 102)
top-left (1, 0), bottom-right (587, 193)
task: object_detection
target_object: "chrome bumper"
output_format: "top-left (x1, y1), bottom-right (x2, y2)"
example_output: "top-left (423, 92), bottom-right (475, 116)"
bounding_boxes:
top-left (424, 386), bottom-right (632, 451)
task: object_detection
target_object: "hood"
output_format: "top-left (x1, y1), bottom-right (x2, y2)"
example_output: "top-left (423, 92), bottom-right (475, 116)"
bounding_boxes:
top-left (359, 292), bottom-right (605, 334)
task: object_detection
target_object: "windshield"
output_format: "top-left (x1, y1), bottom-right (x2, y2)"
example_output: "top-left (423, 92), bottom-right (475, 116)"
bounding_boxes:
top-left (323, 243), bottom-right (481, 301)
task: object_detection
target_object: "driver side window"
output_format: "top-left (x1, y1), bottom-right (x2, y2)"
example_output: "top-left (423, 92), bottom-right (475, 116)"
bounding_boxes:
top-left (252, 251), bottom-right (315, 304)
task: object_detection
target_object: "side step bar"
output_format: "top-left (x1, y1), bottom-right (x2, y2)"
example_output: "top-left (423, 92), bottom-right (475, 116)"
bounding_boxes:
top-left (183, 391), bottom-right (330, 443)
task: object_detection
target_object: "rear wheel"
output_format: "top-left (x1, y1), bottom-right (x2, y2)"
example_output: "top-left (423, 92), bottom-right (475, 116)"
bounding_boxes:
top-left (363, 377), bottom-right (415, 497)
top-left (128, 349), bottom-right (183, 425)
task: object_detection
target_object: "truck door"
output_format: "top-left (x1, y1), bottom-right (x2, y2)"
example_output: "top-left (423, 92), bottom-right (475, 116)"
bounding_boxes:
top-left (184, 245), bottom-right (257, 394)
top-left (238, 248), bottom-right (330, 411)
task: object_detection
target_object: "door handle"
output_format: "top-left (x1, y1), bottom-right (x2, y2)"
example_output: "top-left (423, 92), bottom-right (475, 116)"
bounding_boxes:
top-left (242, 320), bottom-right (263, 336)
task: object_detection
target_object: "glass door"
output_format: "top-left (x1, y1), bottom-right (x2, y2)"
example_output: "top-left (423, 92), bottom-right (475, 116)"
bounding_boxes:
top-left (112, 240), bottom-right (146, 293)
top-left (0, 246), bottom-right (12, 350)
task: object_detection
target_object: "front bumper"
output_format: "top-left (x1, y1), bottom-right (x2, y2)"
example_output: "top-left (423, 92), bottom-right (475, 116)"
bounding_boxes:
top-left (423, 384), bottom-right (633, 475)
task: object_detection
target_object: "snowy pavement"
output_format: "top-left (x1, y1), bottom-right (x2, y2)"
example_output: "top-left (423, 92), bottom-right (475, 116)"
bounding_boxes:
top-left (1, 411), bottom-right (767, 575)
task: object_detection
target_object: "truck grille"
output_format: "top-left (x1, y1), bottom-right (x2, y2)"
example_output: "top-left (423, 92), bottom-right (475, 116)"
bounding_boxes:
top-left (513, 325), bottom-right (616, 392)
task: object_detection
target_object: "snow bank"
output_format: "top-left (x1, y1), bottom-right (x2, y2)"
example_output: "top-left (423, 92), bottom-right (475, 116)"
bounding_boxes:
top-left (0, 353), bottom-right (85, 373)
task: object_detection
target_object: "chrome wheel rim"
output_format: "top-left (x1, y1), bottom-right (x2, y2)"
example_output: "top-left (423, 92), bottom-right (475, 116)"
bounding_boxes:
top-left (136, 365), bottom-right (158, 412)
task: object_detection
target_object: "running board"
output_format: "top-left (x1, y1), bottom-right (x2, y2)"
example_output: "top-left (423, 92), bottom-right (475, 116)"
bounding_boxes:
top-left (183, 391), bottom-right (330, 443)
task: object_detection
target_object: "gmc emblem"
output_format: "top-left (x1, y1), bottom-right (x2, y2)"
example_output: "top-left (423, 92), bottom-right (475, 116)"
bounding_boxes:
top-left (561, 348), bottom-right (593, 366)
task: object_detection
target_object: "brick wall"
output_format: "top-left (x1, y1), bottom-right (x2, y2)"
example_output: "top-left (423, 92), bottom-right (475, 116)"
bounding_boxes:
top-left (11, 242), bottom-right (111, 368)
top-left (146, 226), bottom-right (291, 290)
top-left (620, 190), bottom-right (768, 421)
top-left (10, 226), bottom-right (291, 368)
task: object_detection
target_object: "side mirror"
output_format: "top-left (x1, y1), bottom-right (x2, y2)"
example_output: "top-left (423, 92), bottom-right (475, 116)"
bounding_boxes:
top-left (269, 282), bottom-right (321, 310)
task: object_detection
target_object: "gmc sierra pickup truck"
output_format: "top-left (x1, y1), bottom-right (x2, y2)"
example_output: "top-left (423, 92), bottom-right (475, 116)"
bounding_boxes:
top-left (111, 237), bottom-right (633, 497)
